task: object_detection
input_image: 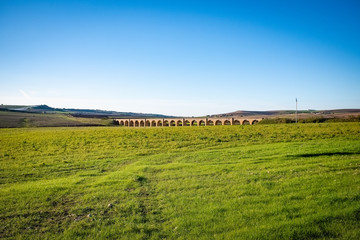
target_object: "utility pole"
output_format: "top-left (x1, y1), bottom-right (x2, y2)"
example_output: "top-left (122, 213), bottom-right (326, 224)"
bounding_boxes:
top-left (296, 98), bottom-right (298, 123)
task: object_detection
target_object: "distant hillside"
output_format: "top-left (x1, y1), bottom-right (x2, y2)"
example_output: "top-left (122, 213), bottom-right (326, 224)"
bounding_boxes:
top-left (210, 109), bottom-right (360, 118)
top-left (0, 105), bottom-right (173, 118)
top-left (0, 104), bottom-right (175, 128)
top-left (1, 104), bottom-right (359, 128)
top-left (207, 109), bottom-right (360, 125)
top-left (210, 110), bottom-right (294, 117)
top-left (0, 111), bottom-right (115, 128)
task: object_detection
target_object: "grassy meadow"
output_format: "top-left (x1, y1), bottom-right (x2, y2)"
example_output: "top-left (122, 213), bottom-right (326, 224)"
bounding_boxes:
top-left (0, 123), bottom-right (359, 239)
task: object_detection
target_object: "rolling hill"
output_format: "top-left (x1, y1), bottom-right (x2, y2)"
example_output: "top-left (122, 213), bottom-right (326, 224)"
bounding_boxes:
top-left (0, 104), bottom-right (359, 128)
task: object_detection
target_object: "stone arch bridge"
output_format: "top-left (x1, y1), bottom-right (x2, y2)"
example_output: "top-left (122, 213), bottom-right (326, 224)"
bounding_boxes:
top-left (115, 117), bottom-right (262, 127)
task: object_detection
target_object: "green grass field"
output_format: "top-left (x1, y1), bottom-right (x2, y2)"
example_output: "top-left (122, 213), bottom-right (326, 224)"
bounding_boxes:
top-left (1, 123), bottom-right (359, 239)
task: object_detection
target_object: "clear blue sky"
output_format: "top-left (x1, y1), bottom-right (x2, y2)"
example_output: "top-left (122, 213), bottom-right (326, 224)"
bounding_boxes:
top-left (1, 0), bottom-right (359, 116)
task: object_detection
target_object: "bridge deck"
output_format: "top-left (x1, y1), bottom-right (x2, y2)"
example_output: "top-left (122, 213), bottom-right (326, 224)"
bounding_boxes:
top-left (115, 117), bottom-right (262, 127)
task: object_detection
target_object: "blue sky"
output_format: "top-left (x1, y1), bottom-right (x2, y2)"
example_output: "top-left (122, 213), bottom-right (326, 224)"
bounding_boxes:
top-left (1, 0), bottom-right (359, 116)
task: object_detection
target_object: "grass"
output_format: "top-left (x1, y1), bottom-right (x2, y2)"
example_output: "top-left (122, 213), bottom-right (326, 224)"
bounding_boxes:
top-left (0, 123), bottom-right (359, 239)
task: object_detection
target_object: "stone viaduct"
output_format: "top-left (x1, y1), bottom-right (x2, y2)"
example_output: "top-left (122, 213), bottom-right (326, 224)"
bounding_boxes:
top-left (115, 117), bottom-right (262, 127)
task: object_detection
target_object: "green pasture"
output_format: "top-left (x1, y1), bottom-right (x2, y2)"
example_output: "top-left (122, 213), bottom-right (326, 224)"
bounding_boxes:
top-left (0, 123), bottom-right (359, 239)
